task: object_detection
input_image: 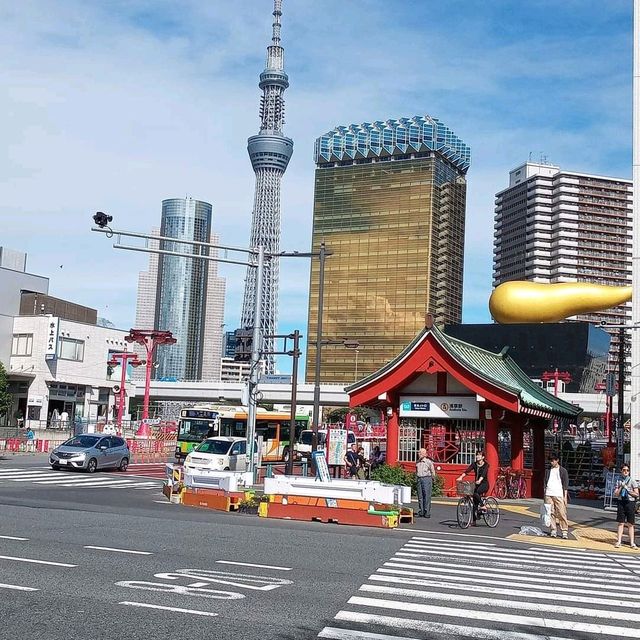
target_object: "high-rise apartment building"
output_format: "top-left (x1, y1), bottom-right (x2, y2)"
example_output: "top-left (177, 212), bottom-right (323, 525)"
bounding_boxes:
top-left (305, 115), bottom-right (470, 384)
top-left (493, 161), bottom-right (632, 373)
top-left (134, 198), bottom-right (226, 381)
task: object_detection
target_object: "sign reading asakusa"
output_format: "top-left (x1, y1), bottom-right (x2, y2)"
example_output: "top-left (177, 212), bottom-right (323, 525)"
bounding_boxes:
top-left (399, 395), bottom-right (479, 419)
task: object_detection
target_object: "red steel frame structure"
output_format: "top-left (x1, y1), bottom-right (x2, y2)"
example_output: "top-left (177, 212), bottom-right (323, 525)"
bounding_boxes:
top-left (124, 329), bottom-right (176, 436)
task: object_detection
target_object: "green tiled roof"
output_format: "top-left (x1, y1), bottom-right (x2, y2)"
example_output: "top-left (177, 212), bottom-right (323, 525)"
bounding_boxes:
top-left (347, 325), bottom-right (581, 418)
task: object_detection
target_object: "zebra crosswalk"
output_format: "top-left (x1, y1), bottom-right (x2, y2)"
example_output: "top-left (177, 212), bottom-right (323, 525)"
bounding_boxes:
top-left (318, 531), bottom-right (640, 640)
top-left (0, 467), bottom-right (162, 491)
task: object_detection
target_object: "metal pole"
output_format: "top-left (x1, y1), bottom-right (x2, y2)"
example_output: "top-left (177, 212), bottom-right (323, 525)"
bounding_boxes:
top-left (117, 355), bottom-right (128, 428)
top-left (618, 326), bottom-right (626, 469)
top-left (354, 349), bottom-right (359, 382)
top-left (142, 338), bottom-right (153, 421)
top-left (631, 0), bottom-right (640, 477)
top-left (246, 245), bottom-right (264, 479)
top-left (312, 242), bottom-right (327, 452)
top-left (286, 330), bottom-right (300, 475)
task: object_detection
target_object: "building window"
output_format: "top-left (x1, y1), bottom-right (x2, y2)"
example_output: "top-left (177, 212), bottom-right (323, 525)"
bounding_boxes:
top-left (11, 334), bottom-right (33, 356)
top-left (58, 337), bottom-right (85, 362)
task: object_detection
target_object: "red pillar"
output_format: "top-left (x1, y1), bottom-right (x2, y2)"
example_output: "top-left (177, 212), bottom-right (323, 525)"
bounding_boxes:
top-left (386, 406), bottom-right (399, 466)
top-left (485, 413), bottom-right (499, 490)
top-left (511, 419), bottom-right (524, 472)
top-left (532, 421), bottom-right (546, 499)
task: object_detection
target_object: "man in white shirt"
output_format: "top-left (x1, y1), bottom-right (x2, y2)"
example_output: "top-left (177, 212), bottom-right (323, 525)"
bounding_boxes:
top-left (544, 453), bottom-right (569, 539)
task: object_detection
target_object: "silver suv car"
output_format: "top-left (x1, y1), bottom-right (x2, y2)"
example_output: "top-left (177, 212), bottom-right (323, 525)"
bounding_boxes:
top-left (50, 434), bottom-right (130, 473)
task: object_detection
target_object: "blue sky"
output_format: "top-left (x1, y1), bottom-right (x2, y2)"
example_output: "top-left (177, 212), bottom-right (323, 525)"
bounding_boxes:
top-left (1, 0), bottom-right (633, 374)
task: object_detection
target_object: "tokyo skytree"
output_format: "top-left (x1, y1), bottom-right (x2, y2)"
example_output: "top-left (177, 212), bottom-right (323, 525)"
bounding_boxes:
top-left (240, 0), bottom-right (293, 373)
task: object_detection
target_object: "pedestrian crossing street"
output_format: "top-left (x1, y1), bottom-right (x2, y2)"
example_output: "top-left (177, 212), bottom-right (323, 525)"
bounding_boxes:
top-left (318, 531), bottom-right (640, 640)
top-left (0, 467), bottom-right (162, 491)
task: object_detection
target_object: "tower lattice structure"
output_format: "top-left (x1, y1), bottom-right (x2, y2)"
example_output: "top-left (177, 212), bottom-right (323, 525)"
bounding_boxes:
top-left (240, 0), bottom-right (293, 373)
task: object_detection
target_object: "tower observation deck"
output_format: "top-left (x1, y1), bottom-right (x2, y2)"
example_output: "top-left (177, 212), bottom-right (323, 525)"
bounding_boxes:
top-left (241, 0), bottom-right (293, 373)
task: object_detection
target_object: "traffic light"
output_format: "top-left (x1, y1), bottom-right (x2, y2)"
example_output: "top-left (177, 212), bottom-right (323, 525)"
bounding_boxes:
top-left (234, 328), bottom-right (253, 362)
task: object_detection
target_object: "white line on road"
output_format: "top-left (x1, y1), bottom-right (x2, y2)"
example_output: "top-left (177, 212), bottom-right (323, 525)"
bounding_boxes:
top-left (320, 627), bottom-right (423, 640)
top-left (394, 529), bottom-right (504, 542)
top-left (377, 564), bottom-right (640, 600)
top-left (349, 595), bottom-right (640, 638)
top-left (333, 611), bottom-right (569, 640)
top-left (0, 555), bottom-right (76, 567)
top-left (57, 479), bottom-right (143, 488)
top-left (359, 583), bottom-right (640, 623)
top-left (0, 535), bottom-right (28, 541)
top-left (84, 546), bottom-right (153, 555)
top-left (119, 601), bottom-right (219, 617)
top-left (215, 560), bottom-right (293, 571)
top-left (153, 500), bottom-right (173, 504)
top-left (0, 472), bottom-right (52, 480)
top-left (0, 583), bottom-right (39, 592)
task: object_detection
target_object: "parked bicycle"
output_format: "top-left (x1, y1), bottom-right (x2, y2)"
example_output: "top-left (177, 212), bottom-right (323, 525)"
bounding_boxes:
top-left (493, 467), bottom-right (527, 499)
top-left (456, 480), bottom-right (500, 528)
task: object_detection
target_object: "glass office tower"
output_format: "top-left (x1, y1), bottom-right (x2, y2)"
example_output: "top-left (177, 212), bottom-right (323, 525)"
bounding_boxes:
top-left (155, 197), bottom-right (212, 381)
top-left (306, 116), bottom-right (470, 384)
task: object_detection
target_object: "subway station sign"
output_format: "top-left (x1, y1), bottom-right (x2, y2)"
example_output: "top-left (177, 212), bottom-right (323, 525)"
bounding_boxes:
top-left (399, 396), bottom-right (479, 419)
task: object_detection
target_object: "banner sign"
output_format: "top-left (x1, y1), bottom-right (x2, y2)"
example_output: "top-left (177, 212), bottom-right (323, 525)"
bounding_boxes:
top-left (327, 428), bottom-right (348, 466)
top-left (45, 317), bottom-right (59, 361)
top-left (312, 451), bottom-right (331, 483)
top-left (399, 395), bottom-right (479, 419)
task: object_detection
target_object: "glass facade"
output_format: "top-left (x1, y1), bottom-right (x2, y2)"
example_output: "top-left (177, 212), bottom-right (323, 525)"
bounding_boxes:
top-left (306, 148), bottom-right (468, 384)
top-left (155, 198), bottom-right (212, 381)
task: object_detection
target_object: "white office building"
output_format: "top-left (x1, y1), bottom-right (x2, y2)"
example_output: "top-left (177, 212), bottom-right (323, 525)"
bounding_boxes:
top-left (493, 161), bottom-right (632, 373)
top-left (8, 315), bottom-right (133, 427)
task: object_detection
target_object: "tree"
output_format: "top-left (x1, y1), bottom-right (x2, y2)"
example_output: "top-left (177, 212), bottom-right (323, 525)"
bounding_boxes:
top-left (0, 361), bottom-right (12, 419)
top-left (325, 406), bottom-right (372, 424)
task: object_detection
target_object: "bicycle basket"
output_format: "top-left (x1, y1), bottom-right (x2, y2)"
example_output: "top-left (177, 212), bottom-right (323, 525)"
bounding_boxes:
top-left (457, 480), bottom-right (475, 496)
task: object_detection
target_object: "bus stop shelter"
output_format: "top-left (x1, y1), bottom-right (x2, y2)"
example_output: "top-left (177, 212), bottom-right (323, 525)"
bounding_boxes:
top-left (346, 318), bottom-right (582, 497)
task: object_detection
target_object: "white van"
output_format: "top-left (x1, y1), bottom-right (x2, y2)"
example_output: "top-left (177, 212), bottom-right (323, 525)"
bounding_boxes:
top-left (293, 429), bottom-right (356, 459)
top-left (184, 436), bottom-right (251, 472)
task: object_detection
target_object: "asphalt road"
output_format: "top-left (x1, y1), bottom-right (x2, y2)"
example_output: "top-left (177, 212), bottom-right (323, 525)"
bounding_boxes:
top-left (3, 454), bottom-right (634, 640)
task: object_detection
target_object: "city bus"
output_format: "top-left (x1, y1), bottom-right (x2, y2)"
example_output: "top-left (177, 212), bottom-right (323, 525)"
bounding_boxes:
top-left (217, 407), bottom-right (310, 462)
top-left (175, 404), bottom-right (310, 462)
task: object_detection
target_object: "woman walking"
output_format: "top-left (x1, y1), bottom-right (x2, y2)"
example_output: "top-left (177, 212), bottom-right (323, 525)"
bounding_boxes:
top-left (614, 464), bottom-right (639, 549)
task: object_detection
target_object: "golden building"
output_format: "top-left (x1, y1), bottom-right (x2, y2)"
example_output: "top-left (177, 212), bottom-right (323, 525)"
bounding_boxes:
top-left (306, 116), bottom-right (470, 384)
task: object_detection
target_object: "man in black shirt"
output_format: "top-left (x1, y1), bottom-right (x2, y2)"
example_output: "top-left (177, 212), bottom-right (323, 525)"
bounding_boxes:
top-left (457, 451), bottom-right (490, 526)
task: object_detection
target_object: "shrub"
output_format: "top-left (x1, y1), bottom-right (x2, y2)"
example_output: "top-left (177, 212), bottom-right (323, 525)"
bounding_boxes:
top-left (371, 464), bottom-right (444, 497)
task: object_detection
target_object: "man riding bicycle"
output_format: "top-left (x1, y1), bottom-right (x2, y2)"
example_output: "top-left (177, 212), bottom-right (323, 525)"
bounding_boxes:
top-left (457, 450), bottom-right (490, 527)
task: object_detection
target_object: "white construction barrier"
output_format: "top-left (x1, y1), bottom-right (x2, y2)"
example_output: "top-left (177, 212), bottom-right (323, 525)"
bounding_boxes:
top-left (263, 476), bottom-right (411, 505)
top-left (183, 468), bottom-right (253, 492)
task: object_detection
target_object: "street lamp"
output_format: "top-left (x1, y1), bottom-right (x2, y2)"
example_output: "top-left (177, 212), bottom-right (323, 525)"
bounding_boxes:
top-left (316, 338), bottom-right (360, 437)
top-left (92, 218), bottom-right (265, 479)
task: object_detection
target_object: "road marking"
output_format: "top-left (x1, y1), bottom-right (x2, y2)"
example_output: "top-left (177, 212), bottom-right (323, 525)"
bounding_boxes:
top-left (34, 476), bottom-right (119, 485)
top-left (0, 555), bottom-right (76, 567)
top-left (395, 529), bottom-right (503, 542)
top-left (85, 546), bottom-right (153, 555)
top-left (320, 627), bottom-right (423, 640)
top-left (156, 569), bottom-right (293, 590)
top-left (333, 611), bottom-right (569, 640)
top-left (0, 472), bottom-right (52, 480)
top-left (348, 595), bottom-right (640, 638)
top-left (395, 547), bottom-right (630, 575)
top-left (0, 535), bottom-right (28, 541)
top-left (381, 559), bottom-right (640, 590)
top-left (215, 560), bottom-right (293, 571)
top-left (368, 573), bottom-right (633, 609)
top-left (401, 542), bottom-right (622, 569)
top-left (360, 582), bottom-right (640, 621)
top-left (0, 583), bottom-right (39, 592)
top-left (377, 564), bottom-right (640, 600)
top-left (153, 500), bottom-right (173, 504)
top-left (116, 580), bottom-right (244, 599)
top-left (57, 479), bottom-right (144, 487)
top-left (118, 601), bottom-right (218, 617)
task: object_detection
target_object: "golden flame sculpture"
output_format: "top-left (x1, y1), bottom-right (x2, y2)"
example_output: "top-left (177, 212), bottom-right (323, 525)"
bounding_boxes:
top-left (489, 281), bottom-right (632, 324)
